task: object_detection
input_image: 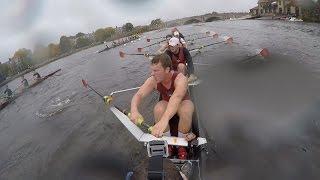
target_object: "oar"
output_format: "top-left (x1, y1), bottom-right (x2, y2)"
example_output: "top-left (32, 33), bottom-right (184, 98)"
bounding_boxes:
top-left (186, 32), bottom-right (219, 44)
top-left (119, 51), bottom-right (156, 58)
top-left (146, 36), bottom-right (165, 42)
top-left (142, 32), bottom-right (220, 52)
top-left (189, 36), bottom-right (234, 52)
top-left (193, 48), bottom-right (270, 67)
top-left (146, 31), bottom-right (211, 42)
top-left (138, 39), bottom-right (166, 52)
top-left (241, 48), bottom-right (270, 61)
top-left (114, 105), bottom-right (153, 132)
top-left (81, 79), bottom-right (153, 131)
top-left (182, 31), bottom-right (211, 39)
top-left (81, 79), bottom-right (104, 99)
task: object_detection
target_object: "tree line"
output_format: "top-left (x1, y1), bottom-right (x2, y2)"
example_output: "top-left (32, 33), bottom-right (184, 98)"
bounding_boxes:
top-left (0, 19), bottom-right (165, 82)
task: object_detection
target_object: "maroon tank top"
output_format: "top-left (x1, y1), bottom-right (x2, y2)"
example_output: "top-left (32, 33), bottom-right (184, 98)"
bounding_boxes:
top-left (156, 72), bottom-right (190, 102)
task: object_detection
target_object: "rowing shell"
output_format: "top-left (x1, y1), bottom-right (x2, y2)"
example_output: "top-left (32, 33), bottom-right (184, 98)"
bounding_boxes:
top-left (0, 69), bottom-right (61, 111)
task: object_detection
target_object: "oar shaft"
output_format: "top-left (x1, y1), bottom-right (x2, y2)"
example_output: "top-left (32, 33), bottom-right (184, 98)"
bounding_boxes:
top-left (144, 39), bottom-right (166, 48)
top-left (87, 84), bottom-right (104, 98)
top-left (110, 87), bottom-right (140, 96)
top-left (115, 105), bottom-right (153, 130)
top-left (189, 40), bottom-right (225, 51)
top-left (126, 53), bottom-right (145, 56)
top-left (186, 35), bottom-right (209, 42)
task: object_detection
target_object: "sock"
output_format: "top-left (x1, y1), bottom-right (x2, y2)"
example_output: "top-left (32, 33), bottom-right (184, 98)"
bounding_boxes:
top-left (178, 131), bottom-right (187, 138)
top-left (163, 130), bottom-right (171, 137)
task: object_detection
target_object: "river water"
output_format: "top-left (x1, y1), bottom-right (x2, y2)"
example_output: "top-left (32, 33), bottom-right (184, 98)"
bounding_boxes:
top-left (0, 20), bottom-right (320, 180)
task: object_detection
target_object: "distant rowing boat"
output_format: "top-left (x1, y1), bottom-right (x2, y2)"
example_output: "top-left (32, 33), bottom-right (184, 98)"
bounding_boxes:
top-left (0, 69), bottom-right (61, 111)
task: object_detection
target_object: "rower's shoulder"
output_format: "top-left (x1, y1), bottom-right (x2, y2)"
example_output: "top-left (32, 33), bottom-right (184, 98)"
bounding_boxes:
top-left (145, 76), bottom-right (157, 88)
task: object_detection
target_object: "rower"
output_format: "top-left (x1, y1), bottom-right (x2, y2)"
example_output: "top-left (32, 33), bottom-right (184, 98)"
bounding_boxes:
top-left (173, 31), bottom-right (187, 48)
top-left (33, 71), bottom-right (42, 81)
top-left (171, 27), bottom-right (185, 39)
top-left (156, 34), bottom-right (172, 54)
top-left (172, 28), bottom-right (187, 48)
top-left (130, 54), bottom-right (195, 160)
top-left (3, 85), bottom-right (13, 99)
top-left (21, 76), bottom-right (29, 89)
top-left (165, 37), bottom-right (197, 82)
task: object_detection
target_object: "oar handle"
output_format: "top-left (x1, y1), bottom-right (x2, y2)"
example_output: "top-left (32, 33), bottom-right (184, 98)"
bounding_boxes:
top-left (127, 112), bottom-right (153, 132)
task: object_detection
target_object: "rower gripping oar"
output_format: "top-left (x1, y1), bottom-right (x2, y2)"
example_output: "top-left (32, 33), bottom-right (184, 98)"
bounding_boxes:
top-left (123, 109), bottom-right (153, 132)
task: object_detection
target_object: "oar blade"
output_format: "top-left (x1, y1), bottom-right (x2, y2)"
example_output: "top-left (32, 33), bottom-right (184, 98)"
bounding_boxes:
top-left (259, 48), bottom-right (270, 57)
top-left (119, 51), bottom-right (125, 58)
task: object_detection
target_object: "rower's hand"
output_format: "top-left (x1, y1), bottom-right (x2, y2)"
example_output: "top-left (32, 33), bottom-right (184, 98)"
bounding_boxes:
top-left (129, 111), bottom-right (143, 125)
top-left (151, 120), bottom-right (168, 138)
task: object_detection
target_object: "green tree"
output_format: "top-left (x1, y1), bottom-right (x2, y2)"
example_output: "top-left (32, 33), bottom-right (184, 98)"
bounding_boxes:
top-left (132, 25), bottom-right (149, 34)
top-left (76, 32), bottom-right (85, 38)
top-left (205, 16), bottom-right (221, 22)
top-left (94, 28), bottom-right (107, 43)
top-left (59, 36), bottom-right (73, 53)
top-left (122, 22), bottom-right (134, 33)
top-left (0, 63), bottom-right (11, 79)
top-left (76, 36), bottom-right (92, 48)
top-left (184, 18), bottom-right (202, 25)
top-left (104, 27), bottom-right (116, 38)
top-left (12, 48), bottom-right (33, 70)
top-left (13, 48), bottom-right (32, 61)
top-left (301, 0), bottom-right (320, 22)
top-left (150, 18), bottom-right (164, 27)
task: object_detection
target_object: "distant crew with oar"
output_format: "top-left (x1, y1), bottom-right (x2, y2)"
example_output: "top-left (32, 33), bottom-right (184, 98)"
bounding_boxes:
top-left (166, 37), bottom-right (197, 82)
top-left (21, 76), bottom-right (29, 89)
top-left (130, 54), bottom-right (195, 160)
top-left (171, 27), bottom-right (185, 39)
top-left (2, 85), bottom-right (13, 100)
top-left (33, 71), bottom-right (42, 81)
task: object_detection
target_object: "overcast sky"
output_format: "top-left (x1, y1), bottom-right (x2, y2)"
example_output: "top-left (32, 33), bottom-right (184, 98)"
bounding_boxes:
top-left (0, 0), bottom-right (257, 63)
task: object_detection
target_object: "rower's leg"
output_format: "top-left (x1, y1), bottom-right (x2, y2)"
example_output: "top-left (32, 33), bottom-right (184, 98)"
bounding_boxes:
top-left (153, 100), bottom-right (170, 132)
top-left (177, 100), bottom-right (194, 133)
top-left (177, 63), bottom-right (187, 75)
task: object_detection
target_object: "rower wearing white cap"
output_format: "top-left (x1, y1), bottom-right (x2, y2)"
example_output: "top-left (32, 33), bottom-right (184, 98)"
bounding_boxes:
top-left (173, 30), bottom-right (187, 48)
top-left (165, 37), bottom-right (197, 82)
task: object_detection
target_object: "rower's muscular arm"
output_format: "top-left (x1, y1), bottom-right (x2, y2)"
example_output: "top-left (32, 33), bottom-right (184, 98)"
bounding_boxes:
top-left (160, 73), bottom-right (188, 123)
top-left (131, 77), bottom-right (156, 113)
top-left (157, 44), bottom-right (168, 54)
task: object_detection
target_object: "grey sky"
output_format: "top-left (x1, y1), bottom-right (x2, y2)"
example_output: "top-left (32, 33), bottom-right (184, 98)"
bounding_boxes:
top-left (0, 0), bottom-right (257, 63)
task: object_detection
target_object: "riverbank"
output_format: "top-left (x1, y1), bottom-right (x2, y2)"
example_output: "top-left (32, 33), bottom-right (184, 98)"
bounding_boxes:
top-left (0, 32), bottom-right (141, 88)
